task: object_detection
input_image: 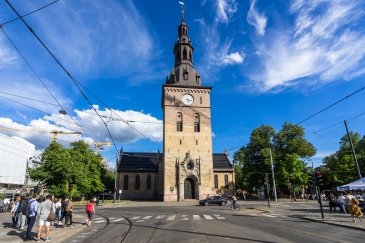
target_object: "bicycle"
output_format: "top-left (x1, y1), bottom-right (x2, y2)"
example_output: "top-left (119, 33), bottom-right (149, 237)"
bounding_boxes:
top-left (226, 200), bottom-right (240, 211)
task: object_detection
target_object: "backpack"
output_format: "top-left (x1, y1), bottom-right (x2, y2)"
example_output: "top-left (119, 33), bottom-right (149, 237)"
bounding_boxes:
top-left (25, 199), bottom-right (35, 217)
top-left (85, 203), bottom-right (93, 213)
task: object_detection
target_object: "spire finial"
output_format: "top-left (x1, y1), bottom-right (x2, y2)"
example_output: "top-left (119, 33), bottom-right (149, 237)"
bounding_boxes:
top-left (179, 1), bottom-right (185, 21)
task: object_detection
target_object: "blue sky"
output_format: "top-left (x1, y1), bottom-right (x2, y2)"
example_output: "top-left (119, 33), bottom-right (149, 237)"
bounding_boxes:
top-left (1, 0), bottom-right (365, 168)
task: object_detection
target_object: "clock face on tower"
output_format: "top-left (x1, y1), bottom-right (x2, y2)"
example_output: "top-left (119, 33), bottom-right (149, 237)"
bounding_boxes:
top-left (181, 94), bottom-right (194, 105)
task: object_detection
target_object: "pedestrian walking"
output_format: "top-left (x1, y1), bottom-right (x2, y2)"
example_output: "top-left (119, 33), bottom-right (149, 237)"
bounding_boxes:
top-left (17, 196), bottom-right (27, 230)
top-left (11, 196), bottom-right (20, 228)
top-left (55, 198), bottom-right (62, 226)
top-left (64, 198), bottom-right (74, 227)
top-left (232, 194), bottom-right (238, 209)
top-left (345, 191), bottom-right (363, 223)
top-left (24, 194), bottom-right (40, 241)
top-left (35, 194), bottom-right (54, 242)
top-left (337, 194), bottom-right (346, 214)
top-left (329, 193), bottom-right (337, 213)
top-left (85, 199), bottom-right (95, 226)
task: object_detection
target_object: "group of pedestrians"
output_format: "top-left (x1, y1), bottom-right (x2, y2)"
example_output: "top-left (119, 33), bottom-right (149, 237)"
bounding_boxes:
top-left (326, 191), bottom-right (363, 223)
top-left (8, 193), bottom-right (79, 242)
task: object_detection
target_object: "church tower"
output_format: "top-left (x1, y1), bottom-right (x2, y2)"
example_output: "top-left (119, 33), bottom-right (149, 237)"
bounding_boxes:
top-left (161, 4), bottom-right (215, 201)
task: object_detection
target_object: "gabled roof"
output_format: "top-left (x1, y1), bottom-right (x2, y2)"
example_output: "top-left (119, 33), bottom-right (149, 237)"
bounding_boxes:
top-left (118, 152), bottom-right (161, 172)
top-left (213, 153), bottom-right (233, 171)
top-left (118, 152), bottom-right (233, 173)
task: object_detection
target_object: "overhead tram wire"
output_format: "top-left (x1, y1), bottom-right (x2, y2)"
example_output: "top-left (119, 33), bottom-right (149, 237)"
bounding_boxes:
top-left (4, 0), bottom-right (119, 152)
top-left (0, 95), bottom-right (96, 134)
top-left (0, 90), bottom-right (162, 124)
top-left (296, 85), bottom-right (365, 125)
top-left (0, 0), bottom-right (60, 27)
top-left (0, 26), bottom-right (94, 141)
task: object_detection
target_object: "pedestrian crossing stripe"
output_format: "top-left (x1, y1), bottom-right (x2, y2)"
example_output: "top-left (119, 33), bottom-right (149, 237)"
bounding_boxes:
top-left (92, 214), bottom-right (282, 224)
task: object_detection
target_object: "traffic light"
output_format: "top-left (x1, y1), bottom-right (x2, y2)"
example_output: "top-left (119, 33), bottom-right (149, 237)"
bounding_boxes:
top-left (316, 172), bottom-right (324, 187)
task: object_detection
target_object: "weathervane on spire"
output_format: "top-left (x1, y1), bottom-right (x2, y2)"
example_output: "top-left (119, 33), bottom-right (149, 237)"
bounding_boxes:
top-left (179, 1), bottom-right (185, 21)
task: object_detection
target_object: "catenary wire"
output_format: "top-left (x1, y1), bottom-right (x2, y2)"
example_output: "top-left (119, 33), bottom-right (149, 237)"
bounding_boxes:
top-left (4, 0), bottom-right (119, 152)
top-left (0, 26), bottom-right (96, 140)
top-left (0, 0), bottom-right (60, 27)
top-left (296, 85), bottom-right (365, 125)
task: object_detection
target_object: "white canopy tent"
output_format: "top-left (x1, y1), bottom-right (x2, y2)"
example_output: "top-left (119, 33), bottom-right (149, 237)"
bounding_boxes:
top-left (337, 178), bottom-right (365, 191)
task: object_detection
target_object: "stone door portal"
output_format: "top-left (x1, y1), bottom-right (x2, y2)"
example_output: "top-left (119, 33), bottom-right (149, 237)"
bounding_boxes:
top-left (184, 178), bottom-right (195, 199)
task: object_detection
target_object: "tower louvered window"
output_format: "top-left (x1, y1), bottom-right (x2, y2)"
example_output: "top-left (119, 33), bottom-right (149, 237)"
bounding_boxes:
top-left (135, 175), bottom-right (140, 190)
top-left (177, 112), bottom-right (183, 132)
top-left (194, 113), bottom-right (200, 132)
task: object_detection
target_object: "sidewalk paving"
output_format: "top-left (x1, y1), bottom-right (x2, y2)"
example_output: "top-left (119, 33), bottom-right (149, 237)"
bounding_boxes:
top-left (0, 212), bottom-right (88, 243)
top-left (1, 199), bottom-right (363, 242)
top-left (249, 200), bottom-right (365, 231)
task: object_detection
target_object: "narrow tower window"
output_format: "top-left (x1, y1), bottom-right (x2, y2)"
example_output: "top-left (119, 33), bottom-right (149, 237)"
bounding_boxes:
top-left (200, 97), bottom-right (202, 104)
top-left (224, 175), bottom-right (228, 187)
top-left (189, 50), bottom-right (192, 60)
top-left (183, 48), bottom-right (187, 59)
top-left (177, 112), bottom-right (183, 132)
top-left (194, 113), bottom-right (200, 132)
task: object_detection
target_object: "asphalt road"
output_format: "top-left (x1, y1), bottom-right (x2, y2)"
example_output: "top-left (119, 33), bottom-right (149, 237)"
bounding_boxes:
top-left (67, 204), bottom-right (364, 243)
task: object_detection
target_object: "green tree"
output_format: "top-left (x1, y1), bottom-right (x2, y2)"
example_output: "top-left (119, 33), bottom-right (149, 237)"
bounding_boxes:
top-left (273, 122), bottom-right (316, 197)
top-left (29, 141), bottom-right (71, 195)
top-left (68, 141), bottom-right (105, 197)
top-left (322, 132), bottom-right (363, 188)
top-left (233, 125), bottom-right (275, 192)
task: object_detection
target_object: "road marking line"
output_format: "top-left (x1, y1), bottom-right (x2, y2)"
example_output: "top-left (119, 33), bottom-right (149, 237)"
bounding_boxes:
top-left (213, 214), bottom-right (226, 219)
top-left (203, 215), bottom-right (213, 220)
top-left (111, 218), bottom-right (124, 222)
top-left (109, 217), bottom-right (116, 220)
top-left (131, 216), bottom-right (141, 220)
top-left (136, 220), bottom-right (145, 222)
top-left (94, 218), bottom-right (103, 220)
top-left (143, 216), bottom-right (152, 219)
top-left (262, 214), bottom-right (276, 218)
top-left (156, 215), bottom-right (165, 219)
top-left (93, 220), bottom-right (106, 223)
top-left (193, 215), bottom-right (201, 220)
top-left (167, 215), bottom-right (176, 221)
top-left (181, 215), bottom-right (188, 220)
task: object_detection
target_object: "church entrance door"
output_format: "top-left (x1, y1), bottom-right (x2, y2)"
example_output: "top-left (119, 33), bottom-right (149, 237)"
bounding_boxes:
top-left (184, 178), bottom-right (195, 199)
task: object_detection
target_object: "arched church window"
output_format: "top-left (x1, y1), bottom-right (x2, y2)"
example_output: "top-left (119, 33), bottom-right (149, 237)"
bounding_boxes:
top-left (177, 112), bottom-right (183, 132)
top-left (147, 174), bottom-right (151, 190)
top-left (194, 113), bottom-right (200, 132)
top-left (123, 175), bottom-right (128, 190)
top-left (183, 70), bottom-right (188, 80)
top-left (224, 175), bottom-right (228, 187)
top-left (183, 48), bottom-right (187, 59)
top-left (214, 175), bottom-right (218, 189)
top-left (135, 175), bottom-right (140, 190)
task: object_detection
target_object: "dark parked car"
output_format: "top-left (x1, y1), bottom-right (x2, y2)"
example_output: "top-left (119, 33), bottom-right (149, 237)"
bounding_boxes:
top-left (98, 193), bottom-right (114, 200)
top-left (199, 196), bottom-right (227, 206)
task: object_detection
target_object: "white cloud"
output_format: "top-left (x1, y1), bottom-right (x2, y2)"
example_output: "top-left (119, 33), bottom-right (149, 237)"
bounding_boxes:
top-left (0, 108), bottom-right (162, 151)
top-left (247, 0), bottom-right (267, 36)
top-left (0, 36), bottom-right (18, 69)
top-left (216, 0), bottom-right (238, 23)
top-left (11, 0), bottom-right (163, 82)
top-left (223, 52), bottom-right (245, 65)
top-left (250, 0), bottom-right (365, 92)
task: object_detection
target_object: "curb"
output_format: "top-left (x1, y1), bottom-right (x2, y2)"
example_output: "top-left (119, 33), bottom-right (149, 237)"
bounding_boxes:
top-left (247, 207), bottom-right (272, 214)
top-left (292, 216), bottom-right (365, 232)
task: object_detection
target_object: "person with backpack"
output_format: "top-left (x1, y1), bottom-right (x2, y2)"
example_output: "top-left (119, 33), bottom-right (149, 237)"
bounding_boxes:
top-left (24, 194), bottom-right (40, 241)
top-left (85, 199), bottom-right (95, 226)
top-left (36, 194), bottom-right (54, 242)
top-left (54, 198), bottom-right (62, 226)
top-left (17, 196), bottom-right (27, 230)
top-left (64, 198), bottom-right (74, 227)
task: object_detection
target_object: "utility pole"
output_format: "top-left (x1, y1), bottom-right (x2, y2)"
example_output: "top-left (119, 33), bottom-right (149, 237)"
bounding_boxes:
top-left (265, 173), bottom-right (270, 208)
top-left (269, 148), bottom-right (277, 202)
top-left (344, 120), bottom-right (362, 179)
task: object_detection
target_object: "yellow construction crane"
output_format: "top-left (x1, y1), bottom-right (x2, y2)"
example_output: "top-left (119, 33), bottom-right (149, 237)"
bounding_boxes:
top-left (50, 130), bottom-right (81, 141)
top-left (94, 142), bottom-right (112, 152)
